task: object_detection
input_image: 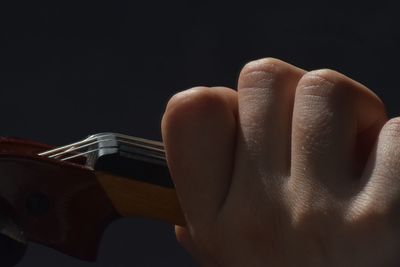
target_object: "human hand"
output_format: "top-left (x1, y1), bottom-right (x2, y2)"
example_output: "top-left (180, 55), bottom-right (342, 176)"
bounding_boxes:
top-left (161, 58), bottom-right (398, 266)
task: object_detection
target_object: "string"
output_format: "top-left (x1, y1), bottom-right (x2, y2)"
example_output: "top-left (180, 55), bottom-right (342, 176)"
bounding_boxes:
top-left (38, 133), bottom-right (166, 163)
top-left (42, 139), bottom-right (110, 158)
top-left (39, 133), bottom-right (164, 157)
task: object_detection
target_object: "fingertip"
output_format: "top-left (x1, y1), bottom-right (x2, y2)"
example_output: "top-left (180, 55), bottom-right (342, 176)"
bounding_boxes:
top-left (161, 86), bottom-right (238, 225)
top-left (162, 86), bottom-right (236, 132)
top-left (161, 86), bottom-right (237, 165)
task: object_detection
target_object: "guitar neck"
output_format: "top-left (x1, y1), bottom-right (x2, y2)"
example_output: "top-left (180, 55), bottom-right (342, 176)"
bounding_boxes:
top-left (95, 171), bottom-right (185, 226)
top-left (39, 132), bottom-right (185, 225)
top-left (90, 133), bottom-right (185, 225)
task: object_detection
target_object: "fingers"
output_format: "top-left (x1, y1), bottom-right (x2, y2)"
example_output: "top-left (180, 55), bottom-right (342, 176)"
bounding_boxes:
top-left (161, 87), bottom-right (237, 227)
top-left (160, 58), bottom-right (396, 265)
top-left (356, 118), bottom-right (400, 214)
top-left (223, 58), bottom-right (306, 205)
top-left (290, 70), bottom-right (387, 194)
top-left (235, 58), bottom-right (305, 174)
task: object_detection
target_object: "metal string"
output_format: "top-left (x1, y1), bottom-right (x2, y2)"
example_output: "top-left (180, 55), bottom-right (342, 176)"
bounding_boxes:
top-left (38, 133), bottom-right (166, 162)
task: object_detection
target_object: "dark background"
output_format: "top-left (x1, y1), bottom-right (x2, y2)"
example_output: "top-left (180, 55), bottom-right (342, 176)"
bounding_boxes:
top-left (0, 1), bottom-right (399, 266)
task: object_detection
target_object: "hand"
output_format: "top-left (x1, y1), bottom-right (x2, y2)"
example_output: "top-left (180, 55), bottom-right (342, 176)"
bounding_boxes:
top-left (161, 58), bottom-right (398, 266)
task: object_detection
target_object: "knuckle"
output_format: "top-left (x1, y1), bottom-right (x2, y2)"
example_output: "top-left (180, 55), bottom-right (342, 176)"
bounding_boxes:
top-left (162, 87), bottom-right (235, 134)
top-left (345, 197), bottom-right (395, 232)
top-left (164, 87), bottom-right (226, 121)
top-left (375, 118), bottom-right (400, 166)
top-left (239, 57), bottom-right (302, 88)
top-left (290, 194), bottom-right (334, 227)
top-left (241, 57), bottom-right (284, 74)
top-left (297, 69), bottom-right (348, 99)
top-left (167, 86), bottom-right (210, 106)
top-left (382, 117), bottom-right (400, 137)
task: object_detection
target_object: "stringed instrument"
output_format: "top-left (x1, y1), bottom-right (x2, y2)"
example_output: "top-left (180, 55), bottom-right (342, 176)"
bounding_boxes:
top-left (0, 133), bottom-right (184, 265)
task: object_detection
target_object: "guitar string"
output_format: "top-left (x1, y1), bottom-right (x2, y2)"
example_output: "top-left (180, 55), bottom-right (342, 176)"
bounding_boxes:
top-left (59, 145), bottom-right (167, 163)
top-left (42, 140), bottom-right (165, 161)
top-left (43, 139), bottom-right (108, 158)
top-left (57, 141), bottom-right (166, 161)
top-left (39, 134), bottom-right (164, 156)
top-left (100, 133), bottom-right (164, 147)
top-left (38, 134), bottom-right (166, 162)
top-left (39, 134), bottom-right (117, 156)
top-left (39, 137), bottom-right (103, 156)
top-left (61, 147), bottom-right (104, 161)
top-left (53, 137), bottom-right (165, 159)
top-left (39, 133), bottom-right (164, 157)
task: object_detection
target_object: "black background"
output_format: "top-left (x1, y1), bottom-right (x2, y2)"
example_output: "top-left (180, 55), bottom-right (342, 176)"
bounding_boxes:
top-left (0, 1), bottom-right (399, 266)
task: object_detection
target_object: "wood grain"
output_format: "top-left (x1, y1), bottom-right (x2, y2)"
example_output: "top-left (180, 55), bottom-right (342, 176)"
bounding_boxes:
top-left (96, 171), bottom-right (185, 226)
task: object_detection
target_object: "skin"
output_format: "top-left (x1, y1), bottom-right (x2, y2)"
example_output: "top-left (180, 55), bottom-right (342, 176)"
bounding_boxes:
top-left (161, 58), bottom-right (400, 266)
